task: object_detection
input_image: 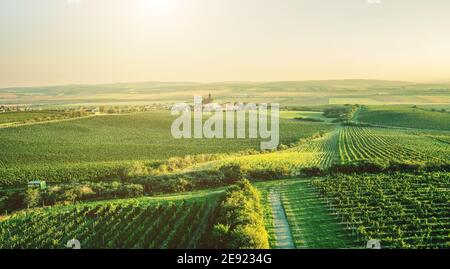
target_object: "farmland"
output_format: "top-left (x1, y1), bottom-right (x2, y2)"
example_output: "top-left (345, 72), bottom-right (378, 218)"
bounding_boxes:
top-left (0, 111), bottom-right (331, 166)
top-left (256, 172), bottom-right (450, 249)
top-left (0, 103), bottom-right (449, 249)
top-left (0, 111), bottom-right (332, 186)
top-left (212, 130), bottom-right (339, 172)
top-left (337, 126), bottom-right (450, 163)
top-left (358, 105), bottom-right (450, 131)
top-left (312, 173), bottom-right (450, 249)
top-left (256, 179), bottom-right (356, 249)
top-left (0, 188), bottom-right (222, 249)
top-left (209, 125), bottom-right (450, 173)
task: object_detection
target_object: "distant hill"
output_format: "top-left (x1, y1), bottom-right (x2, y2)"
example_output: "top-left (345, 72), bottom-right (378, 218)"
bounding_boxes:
top-left (0, 80), bottom-right (449, 106)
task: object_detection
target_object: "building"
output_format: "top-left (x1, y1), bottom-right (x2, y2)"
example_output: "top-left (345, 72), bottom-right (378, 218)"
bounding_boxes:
top-left (202, 93), bottom-right (213, 105)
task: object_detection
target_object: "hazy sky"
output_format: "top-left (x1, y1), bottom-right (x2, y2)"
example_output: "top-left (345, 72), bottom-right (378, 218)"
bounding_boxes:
top-left (1, 0), bottom-right (450, 87)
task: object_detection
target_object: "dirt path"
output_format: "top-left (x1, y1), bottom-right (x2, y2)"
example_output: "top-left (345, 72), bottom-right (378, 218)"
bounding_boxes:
top-left (0, 113), bottom-right (133, 130)
top-left (351, 107), bottom-right (361, 124)
top-left (269, 191), bottom-right (295, 249)
top-left (0, 115), bottom-right (95, 129)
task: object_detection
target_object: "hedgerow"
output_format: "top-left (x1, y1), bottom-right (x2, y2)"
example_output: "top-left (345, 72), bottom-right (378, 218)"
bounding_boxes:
top-left (208, 180), bottom-right (269, 249)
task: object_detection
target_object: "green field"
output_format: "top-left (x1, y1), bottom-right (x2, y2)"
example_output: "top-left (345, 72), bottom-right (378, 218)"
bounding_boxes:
top-left (256, 179), bottom-right (356, 249)
top-left (0, 111), bottom-right (332, 167)
top-left (312, 173), bottom-right (450, 249)
top-left (358, 106), bottom-right (450, 131)
top-left (337, 126), bottom-right (450, 163)
top-left (256, 173), bottom-right (449, 249)
top-left (0, 111), bottom-right (333, 186)
top-left (0, 188), bottom-right (223, 249)
top-left (209, 125), bottom-right (450, 173)
top-left (0, 103), bottom-right (449, 249)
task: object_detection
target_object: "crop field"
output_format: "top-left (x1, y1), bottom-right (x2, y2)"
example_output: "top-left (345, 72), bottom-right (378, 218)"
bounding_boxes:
top-left (0, 104), bottom-right (449, 250)
top-left (0, 189), bottom-right (222, 249)
top-left (0, 111), bottom-right (332, 166)
top-left (358, 106), bottom-right (450, 131)
top-left (210, 125), bottom-right (449, 173)
top-left (257, 173), bottom-right (450, 249)
top-left (0, 111), bottom-right (333, 186)
top-left (312, 173), bottom-right (450, 249)
top-left (338, 126), bottom-right (450, 163)
top-left (256, 179), bottom-right (356, 249)
top-left (214, 130), bottom-right (339, 172)
top-left (429, 135), bottom-right (450, 144)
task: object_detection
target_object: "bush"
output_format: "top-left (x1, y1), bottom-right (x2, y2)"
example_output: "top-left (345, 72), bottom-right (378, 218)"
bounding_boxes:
top-left (330, 160), bottom-right (388, 174)
top-left (300, 166), bottom-right (323, 176)
top-left (210, 179), bottom-right (269, 249)
top-left (388, 160), bottom-right (426, 172)
top-left (218, 163), bottom-right (247, 184)
top-left (120, 161), bottom-right (149, 180)
top-left (1, 181), bottom-right (146, 213)
top-left (323, 106), bottom-right (357, 121)
top-left (247, 166), bottom-right (290, 180)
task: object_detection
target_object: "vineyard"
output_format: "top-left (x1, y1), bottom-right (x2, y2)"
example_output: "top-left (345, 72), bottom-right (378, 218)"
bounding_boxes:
top-left (312, 173), bottom-right (450, 249)
top-left (0, 111), bottom-right (332, 186)
top-left (209, 125), bottom-right (450, 174)
top-left (2, 108), bottom-right (447, 187)
top-left (0, 161), bottom-right (136, 186)
top-left (210, 131), bottom-right (339, 173)
top-left (358, 106), bottom-right (450, 131)
top-left (0, 190), bottom-right (222, 249)
top-left (337, 126), bottom-right (450, 163)
top-left (256, 179), bottom-right (356, 249)
top-left (0, 105), bottom-right (449, 249)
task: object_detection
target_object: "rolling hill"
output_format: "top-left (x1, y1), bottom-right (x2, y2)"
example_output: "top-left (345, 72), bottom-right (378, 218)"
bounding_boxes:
top-left (1, 80), bottom-right (449, 106)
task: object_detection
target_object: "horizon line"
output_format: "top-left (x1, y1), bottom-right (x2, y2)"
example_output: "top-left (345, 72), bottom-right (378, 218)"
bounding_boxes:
top-left (4, 78), bottom-right (450, 90)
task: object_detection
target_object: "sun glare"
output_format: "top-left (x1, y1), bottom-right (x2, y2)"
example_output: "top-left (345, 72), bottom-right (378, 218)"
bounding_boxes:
top-left (140, 0), bottom-right (177, 16)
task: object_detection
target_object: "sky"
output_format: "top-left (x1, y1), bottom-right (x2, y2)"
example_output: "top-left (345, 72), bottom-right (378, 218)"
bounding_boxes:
top-left (0, 0), bottom-right (450, 87)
